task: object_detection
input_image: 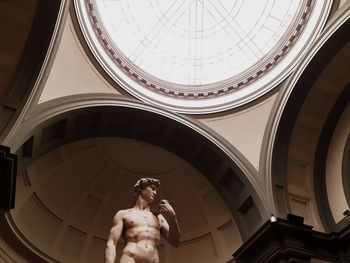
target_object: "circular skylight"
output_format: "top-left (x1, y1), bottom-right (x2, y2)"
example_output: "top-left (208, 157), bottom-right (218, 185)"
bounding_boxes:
top-left (75, 0), bottom-right (331, 113)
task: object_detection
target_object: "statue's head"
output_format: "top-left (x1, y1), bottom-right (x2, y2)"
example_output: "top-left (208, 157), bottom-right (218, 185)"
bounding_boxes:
top-left (133, 177), bottom-right (160, 199)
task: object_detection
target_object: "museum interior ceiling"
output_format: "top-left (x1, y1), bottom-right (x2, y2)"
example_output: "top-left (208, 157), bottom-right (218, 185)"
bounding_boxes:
top-left (0, 0), bottom-right (350, 262)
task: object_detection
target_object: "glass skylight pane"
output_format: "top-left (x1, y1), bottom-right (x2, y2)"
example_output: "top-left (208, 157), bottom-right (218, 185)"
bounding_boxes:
top-left (94, 0), bottom-right (302, 86)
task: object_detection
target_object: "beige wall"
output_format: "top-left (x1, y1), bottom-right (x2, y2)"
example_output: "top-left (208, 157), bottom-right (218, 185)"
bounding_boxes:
top-left (326, 103), bottom-right (350, 222)
top-left (198, 93), bottom-right (277, 171)
top-left (40, 15), bottom-right (120, 103)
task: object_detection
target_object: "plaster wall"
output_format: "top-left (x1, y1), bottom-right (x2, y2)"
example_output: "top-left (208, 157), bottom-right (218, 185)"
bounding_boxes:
top-left (0, 236), bottom-right (30, 263)
top-left (39, 14), bottom-right (120, 103)
top-left (340, 0), bottom-right (350, 8)
top-left (197, 93), bottom-right (278, 171)
top-left (326, 103), bottom-right (350, 222)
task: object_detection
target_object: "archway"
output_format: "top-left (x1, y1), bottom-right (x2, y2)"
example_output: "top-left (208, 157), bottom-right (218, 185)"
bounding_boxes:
top-left (4, 101), bottom-right (269, 262)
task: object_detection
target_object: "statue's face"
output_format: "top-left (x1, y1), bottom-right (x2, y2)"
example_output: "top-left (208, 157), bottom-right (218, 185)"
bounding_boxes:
top-left (140, 184), bottom-right (158, 204)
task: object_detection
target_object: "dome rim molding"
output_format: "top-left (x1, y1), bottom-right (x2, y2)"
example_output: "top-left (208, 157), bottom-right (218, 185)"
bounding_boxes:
top-left (73, 0), bottom-right (332, 114)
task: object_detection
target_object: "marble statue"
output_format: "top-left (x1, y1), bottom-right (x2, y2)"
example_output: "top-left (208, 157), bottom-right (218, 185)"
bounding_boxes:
top-left (105, 178), bottom-right (180, 263)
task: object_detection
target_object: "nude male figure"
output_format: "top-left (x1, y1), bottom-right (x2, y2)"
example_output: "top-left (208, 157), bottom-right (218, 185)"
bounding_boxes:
top-left (105, 178), bottom-right (180, 263)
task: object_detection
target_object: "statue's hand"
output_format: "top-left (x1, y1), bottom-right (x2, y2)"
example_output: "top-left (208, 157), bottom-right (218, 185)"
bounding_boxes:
top-left (159, 199), bottom-right (176, 217)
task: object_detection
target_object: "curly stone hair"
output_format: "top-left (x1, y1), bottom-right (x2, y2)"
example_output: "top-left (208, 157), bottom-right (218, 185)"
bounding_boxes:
top-left (133, 177), bottom-right (160, 197)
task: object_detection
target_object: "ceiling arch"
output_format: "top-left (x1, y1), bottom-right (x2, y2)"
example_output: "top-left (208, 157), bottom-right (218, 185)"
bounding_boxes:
top-left (267, 4), bottom-right (350, 230)
top-left (3, 97), bottom-right (270, 261)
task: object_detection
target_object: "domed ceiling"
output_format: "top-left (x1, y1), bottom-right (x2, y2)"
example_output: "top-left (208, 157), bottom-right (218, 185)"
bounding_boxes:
top-left (74, 0), bottom-right (330, 113)
top-left (12, 138), bottom-right (241, 262)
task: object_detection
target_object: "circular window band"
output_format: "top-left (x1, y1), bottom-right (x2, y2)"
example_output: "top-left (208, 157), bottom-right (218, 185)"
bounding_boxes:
top-left (85, 0), bottom-right (313, 99)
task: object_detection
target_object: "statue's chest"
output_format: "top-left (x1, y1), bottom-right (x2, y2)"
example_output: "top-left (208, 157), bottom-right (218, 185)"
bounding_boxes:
top-left (124, 210), bottom-right (160, 229)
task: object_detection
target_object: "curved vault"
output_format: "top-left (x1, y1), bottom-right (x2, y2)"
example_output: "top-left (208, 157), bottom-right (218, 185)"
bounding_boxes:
top-left (5, 103), bottom-right (269, 262)
top-left (13, 137), bottom-right (241, 263)
top-left (271, 6), bottom-right (350, 232)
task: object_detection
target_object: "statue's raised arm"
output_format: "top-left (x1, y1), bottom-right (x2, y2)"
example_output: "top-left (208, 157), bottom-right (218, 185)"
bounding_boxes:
top-left (159, 199), bottom-right (180, 247)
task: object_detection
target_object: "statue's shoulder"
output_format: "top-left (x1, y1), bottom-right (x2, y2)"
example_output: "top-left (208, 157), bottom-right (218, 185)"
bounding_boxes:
top-left (114, 209), bottom-right (129, 219)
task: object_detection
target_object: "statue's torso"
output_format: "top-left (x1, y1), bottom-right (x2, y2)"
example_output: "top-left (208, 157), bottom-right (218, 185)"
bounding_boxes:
top-left (120, 209), bottom-right (161, 263)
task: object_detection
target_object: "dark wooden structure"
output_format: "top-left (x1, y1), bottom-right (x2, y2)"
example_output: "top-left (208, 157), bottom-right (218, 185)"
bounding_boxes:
top-left (233, 217), bottom-right (350, 262)
top-left (0, 145), bottom-right (17, 211)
